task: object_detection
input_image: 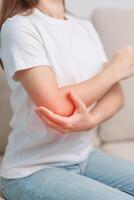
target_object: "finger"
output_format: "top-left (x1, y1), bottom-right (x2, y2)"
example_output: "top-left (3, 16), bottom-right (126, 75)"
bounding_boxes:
top-left (69, 90), bottom-right (86, 112)
top-left (37, 111), bottom-right (68, 134)
top-left (35, 106), bottom-right (69, 126)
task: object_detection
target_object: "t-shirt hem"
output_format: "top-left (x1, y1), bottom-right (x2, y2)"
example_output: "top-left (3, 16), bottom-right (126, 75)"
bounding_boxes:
top-left (8, 61), bottom-right (51, 80)
top-left (0, 149), bottom-right (95, 179)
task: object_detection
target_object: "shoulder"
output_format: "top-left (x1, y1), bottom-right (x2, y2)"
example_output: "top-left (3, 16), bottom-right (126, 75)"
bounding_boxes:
top-left (1, 14), bottom-right (38, 41)
top-left (1, 15), bottom-right (29, 31)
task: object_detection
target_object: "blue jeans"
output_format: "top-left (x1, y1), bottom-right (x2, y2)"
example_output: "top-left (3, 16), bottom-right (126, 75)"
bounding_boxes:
top-left (0, 149), bottom-right (134, 200)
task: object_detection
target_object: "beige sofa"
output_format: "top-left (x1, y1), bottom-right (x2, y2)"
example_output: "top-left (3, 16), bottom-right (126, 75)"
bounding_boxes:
top-left (0, 8), bottom-right (134, 200)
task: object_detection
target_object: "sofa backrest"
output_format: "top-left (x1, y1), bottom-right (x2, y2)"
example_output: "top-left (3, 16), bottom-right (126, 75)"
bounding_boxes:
top-left (92, 8), bottom-right (134, 143)
top-left (0, 68), bottom-right (12, 154)
top-left (0, 0), bottom-right (12, 154)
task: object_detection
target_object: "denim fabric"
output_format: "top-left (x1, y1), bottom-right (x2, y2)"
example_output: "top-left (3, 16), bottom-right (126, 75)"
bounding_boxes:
top-left (0, 149), bottom-right (134, 200)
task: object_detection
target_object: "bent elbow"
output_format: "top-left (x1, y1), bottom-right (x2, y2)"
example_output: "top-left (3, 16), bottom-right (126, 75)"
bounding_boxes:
top-left (53, 102), bottom-right (75, 117)
top-left (51, 90), bottom-right (76, 117)
top-left (41, 92), bottom-right (76, 117)
top-left (54, 107), bottom-right (74, 117)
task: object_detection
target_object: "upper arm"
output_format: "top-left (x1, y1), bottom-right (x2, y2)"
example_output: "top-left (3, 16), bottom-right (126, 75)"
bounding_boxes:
top-left (1, 17), bottom-right (51, 79)
top-left (1, 17), bottom-right (74, 116)
top-left (17, 65), bottom-right (59, 108)
top-left (16, 66), bottom-right (75, 117)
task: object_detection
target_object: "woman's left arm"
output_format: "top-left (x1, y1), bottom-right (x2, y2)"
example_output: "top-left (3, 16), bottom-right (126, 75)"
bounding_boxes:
top-left (90, 82), bottom-right (124, 124)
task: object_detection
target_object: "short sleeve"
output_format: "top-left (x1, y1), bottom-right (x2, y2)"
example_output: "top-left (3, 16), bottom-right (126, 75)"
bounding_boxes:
top-left (0, 17), bottom-right (51, 79)
top-left (88, 21), bottom-right (108, 67)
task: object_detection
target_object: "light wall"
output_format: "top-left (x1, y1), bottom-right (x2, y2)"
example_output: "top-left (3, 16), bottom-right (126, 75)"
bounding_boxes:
top-left (65, 0), bottom-right (134, 18)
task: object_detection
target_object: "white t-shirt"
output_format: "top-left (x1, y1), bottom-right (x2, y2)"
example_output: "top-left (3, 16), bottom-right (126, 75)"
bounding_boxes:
top-left (0, 8), bottom-right (107, 178)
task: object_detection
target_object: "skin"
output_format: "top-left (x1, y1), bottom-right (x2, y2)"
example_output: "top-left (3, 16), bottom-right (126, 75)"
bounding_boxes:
top-left (15, 0), bottom-right (134, 134)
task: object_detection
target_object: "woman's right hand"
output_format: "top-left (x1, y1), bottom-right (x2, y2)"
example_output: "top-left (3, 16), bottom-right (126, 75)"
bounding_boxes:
top-left (109, 46), bottom-right (134, 81)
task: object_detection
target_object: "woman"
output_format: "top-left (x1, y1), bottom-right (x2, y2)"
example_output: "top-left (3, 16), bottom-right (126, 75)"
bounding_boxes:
top-left (0, 0), bottom-right (134, 199)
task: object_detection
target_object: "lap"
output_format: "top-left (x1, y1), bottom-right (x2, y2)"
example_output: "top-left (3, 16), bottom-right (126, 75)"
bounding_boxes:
top-left (84, 149), bottom-right (134, 196)
top-left (1, 166), bottom-right (133, 200)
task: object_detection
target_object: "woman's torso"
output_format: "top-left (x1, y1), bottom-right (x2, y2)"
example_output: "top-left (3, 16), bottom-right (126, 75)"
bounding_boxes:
top-left (0, 8), bottom-right (107, 178)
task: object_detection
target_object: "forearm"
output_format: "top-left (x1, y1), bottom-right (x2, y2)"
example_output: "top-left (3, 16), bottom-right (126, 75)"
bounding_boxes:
top-left (58, 64), bottom-right (118, 116)
top-left (89, 82), bottom-right (124, 124)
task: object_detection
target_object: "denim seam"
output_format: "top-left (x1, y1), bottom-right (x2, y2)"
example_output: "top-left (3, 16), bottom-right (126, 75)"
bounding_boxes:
top-left (100, 182), bottom-right (134, 197)
top-left (100, 178), bottom-right (134, 197)
top-left (119, 186), bottom-right (134, 197)
top-left (83, 149), bottom-right (102, 176)
top-left (78, 161), bottom-right (87, 175)
top-left (78, 163), bottom-right (83, 175)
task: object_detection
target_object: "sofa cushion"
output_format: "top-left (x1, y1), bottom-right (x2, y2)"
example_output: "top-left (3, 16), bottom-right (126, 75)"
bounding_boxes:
top-left (102, 141), bottom-right (134, 162)
top-left (0, 68), bottom-right (12, 154)
top-left (92, 8), bottom-right (134, 143)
